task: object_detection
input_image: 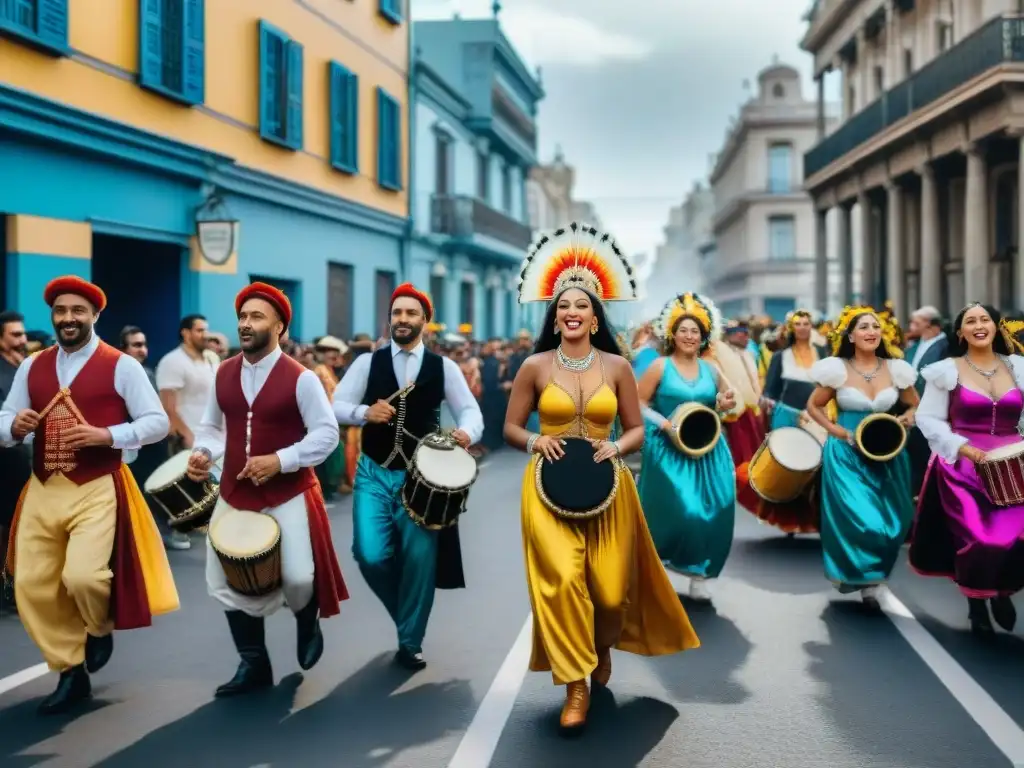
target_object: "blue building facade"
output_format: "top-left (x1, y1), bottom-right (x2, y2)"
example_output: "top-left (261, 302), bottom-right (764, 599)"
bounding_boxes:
top-left (409, 16), bottom-right (543, 339)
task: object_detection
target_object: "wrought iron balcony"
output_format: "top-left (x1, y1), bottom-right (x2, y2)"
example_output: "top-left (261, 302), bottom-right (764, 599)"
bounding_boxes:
top-left (804, 16), bottom-right (1024, 180)
top-left (430, 194), bottom-right (532, 251)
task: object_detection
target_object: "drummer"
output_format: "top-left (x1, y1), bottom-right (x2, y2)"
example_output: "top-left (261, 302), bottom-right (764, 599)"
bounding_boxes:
top-left (911, 303), bottom-right (1024, 634)
top-left (332, 283), bottom-right (482, 671)
top-left (636, 292), bottom-right (737, 603)
top-left (186, 282), bottom-right (348, 698)
top-left (805, 306), bottom-right (918, 608)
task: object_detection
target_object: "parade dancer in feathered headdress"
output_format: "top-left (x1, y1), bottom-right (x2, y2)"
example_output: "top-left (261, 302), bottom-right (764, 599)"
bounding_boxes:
top-left (804, 305), bottom-right (919, 608)
top-left (503, 223), bottom-right (699, 733)
top-left (635, 293), bottom-right (738, 602)
top-left (912, 303), bottom-right (1024, 635)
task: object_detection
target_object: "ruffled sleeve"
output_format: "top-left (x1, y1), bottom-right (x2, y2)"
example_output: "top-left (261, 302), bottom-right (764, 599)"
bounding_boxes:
top-left (887, 359), bottom-right (918, 390)
top-left (915, 359), bottom-right (966, 463)
top-left (809, 357), bottom-right (846, 389)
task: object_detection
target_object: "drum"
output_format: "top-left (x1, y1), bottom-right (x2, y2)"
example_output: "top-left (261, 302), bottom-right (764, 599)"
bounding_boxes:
top-left (668, 402), bottom-right (722, 458)
top-left (980, 441), bottom-right (1024, 506)
top-left (536, 436), bottom-right (619, 520)
top-left (208, 506), bottom-right (282, 597)
top-left (401, 431), bottom-right (479, 530)
top-left (143, 450), bottom-right (219, 532)
top-left (748, 427), bottom-right (823, 503)
top-left (854, 413), bottom-right (907, 462)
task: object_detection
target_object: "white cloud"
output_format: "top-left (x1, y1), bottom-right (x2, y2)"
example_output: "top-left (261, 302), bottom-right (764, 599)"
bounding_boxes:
top-left (413, 0), bottom-right (652, 67)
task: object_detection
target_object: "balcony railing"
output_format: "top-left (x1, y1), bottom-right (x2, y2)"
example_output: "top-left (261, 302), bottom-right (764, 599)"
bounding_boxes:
top-left (804, 16), bottom-right (1024, 180)
top-left (430, 194), bottom-right (532, 251)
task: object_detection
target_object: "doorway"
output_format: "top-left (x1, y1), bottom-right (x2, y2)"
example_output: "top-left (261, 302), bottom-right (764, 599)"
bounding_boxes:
top-left (91, 234), bottom-right (183, 362)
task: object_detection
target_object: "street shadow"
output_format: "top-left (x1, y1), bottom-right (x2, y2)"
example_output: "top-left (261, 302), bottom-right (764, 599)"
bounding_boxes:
top-left (649, 596), bottom-right (752, 706)
top-left (803, 602), bottom-right (1003, 767)
top-left (0, 693), bottom-right (114, 767)
top-left (727, 534), bottom-right (826, 595)
top-left (95, 653), bottom-right (474, 768)
top-left (495, 687), bottom-right (678, 768)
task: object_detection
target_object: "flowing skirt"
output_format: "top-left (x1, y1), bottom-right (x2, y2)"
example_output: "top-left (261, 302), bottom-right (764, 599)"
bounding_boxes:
top-left (725, 408), bottom-right (765, 511)
top-left (522, 456), bottom-right (699, 685)
top-left (910, 429), bottom-right (1024, 598)
top-left (819, 416), bottom-right (914, 591)
top-left (638, 427), bottom-right (736, 578)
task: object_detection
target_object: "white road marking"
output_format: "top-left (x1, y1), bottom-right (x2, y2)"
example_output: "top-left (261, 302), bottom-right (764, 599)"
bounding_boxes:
top-left (880, 587), bottom-right (1024, 768)
top-left (447, 616), bottom-right (532, 768)
top-left (0, 663), bottom-right (48, 697)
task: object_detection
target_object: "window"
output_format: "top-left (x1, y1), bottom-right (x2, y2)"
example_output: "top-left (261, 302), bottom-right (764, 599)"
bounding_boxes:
top-left (329, 62), bottom-right (358, 173)
top-left (327, 263), bottom-right (353, 341)
top-left (0, 0), bottom-right (68, 55)
top-left (500, 162), bottom-right (512, 213)
top-left (379, 0), bottom-right (401, 24)
top-left (767, 143), bottom-right (791, 193)
top-left (873, 65), bottom-right (884, 97)
top-left (768, 215), bottom-right (796, 260)
top-left (435, 133), bottom-right (451, 195)
top-left (429, 275), bottom-right (445, 323)
top-left (772, 83), bottom-right (784, 98)
top-left (903, 49), bottom-right (913, 76)
top-left (476, 151), bottom-right (490, 201)
top-left (459, 281), bottom-right (474, 325)
top-left (763, 298), bottom-right (796, 322)
top-left (138, 0), bottom-right (205, 105)
top-left (375, 270), bottom-right (396, 337)
top-left (376, 87), bottom-right (401, 190)
top-left (259, 21), bottom-right (303, 150)
top-left (937, 21), bottom-right (953, 52)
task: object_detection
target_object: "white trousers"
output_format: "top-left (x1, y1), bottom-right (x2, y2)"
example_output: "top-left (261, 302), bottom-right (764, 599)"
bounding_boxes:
top-left (205, 494), bottom-right (315, 618)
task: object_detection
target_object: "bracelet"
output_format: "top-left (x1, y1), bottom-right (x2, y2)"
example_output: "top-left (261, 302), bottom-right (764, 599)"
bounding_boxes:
top-left (525, 433), bottom-right (540, 454)
top-left (612, 440), bottom-right (622, 456)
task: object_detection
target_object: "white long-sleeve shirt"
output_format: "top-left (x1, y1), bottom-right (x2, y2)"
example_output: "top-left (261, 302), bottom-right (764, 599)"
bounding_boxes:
top-left (0, 333), bottom-right (168, 461)
top-left (332, 341), bottom-right (484, 444)
top-left (192, 347), bottom-right (339, 473)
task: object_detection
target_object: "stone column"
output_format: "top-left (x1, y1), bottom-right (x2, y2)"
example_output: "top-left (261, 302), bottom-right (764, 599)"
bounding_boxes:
top-left (1017, 135), bottom-right (1024, 308)
top-left (814, 205), bottom-right (829, 313)
top-left (839, 204), bottom-right (853, 304)
top-left (963, 143), bottom-right (989, 304)
top-left (859, 191), bottom-right (875, 305)
top-left (857, 28), bottom-right (870, 109)
top-left (886, 181), bottom-right (905, 320)
top-left (817, 76), bottom-right (826, 139)
top-left (919, 162), bottom-right (942, 308)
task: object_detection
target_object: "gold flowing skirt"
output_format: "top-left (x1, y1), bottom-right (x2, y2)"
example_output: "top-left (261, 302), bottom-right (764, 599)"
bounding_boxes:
top-left (521, 457), bottom-right (700, 685)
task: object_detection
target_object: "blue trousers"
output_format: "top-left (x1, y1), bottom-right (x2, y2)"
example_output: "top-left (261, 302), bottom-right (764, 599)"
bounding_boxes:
top-left (352, 454), bottom-right (438, 652)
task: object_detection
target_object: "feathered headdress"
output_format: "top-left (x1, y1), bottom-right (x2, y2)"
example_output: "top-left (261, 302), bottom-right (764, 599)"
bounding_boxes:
top-left (828, 305), bottom-right (903, 357)
top-left (517, 222), bottom-right (638, 304)
top-left (654, 292), bottom-right (723, 345)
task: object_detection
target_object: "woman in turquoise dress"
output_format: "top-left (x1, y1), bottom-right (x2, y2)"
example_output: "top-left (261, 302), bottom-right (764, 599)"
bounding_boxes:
top-left (637, 293), bottom-right (737, 603)
top-left (805, 306), bottom-right (919, 608)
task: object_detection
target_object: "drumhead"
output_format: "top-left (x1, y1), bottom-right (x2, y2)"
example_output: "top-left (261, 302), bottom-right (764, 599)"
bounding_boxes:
top-left (766, 427), bottom-right (822, 472)
top-left (414, 443), bottom-right (477, 488)
top-left (985, 440), bottom-right (1024, 461)
top-left (538, 437), bottom-right (616, 516)
top-left (144, 450), bottom-right (192, 492)
top-left (209, 508), bottom-right (280, 558)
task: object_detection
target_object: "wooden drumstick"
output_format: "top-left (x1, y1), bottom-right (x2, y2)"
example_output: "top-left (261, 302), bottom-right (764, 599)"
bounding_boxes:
top-left (385, 383), bottom-right (416, 404)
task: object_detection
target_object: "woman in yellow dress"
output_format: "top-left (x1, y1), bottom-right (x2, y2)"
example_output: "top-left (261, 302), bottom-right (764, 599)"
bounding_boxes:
top-left (504, 224), bottom-right (700, 733)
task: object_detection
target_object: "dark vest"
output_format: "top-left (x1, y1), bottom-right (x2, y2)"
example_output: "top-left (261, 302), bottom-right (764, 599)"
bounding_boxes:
top-left (216, 353), bottom-right (317, 511)
top-left (361, 346), bottom-right (445, 470)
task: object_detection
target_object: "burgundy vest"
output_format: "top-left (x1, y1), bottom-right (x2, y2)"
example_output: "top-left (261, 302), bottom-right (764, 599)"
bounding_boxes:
top-left (216, 352), bottom-right (316, 511)
top-left (27, 342), bottom-right (129, 485)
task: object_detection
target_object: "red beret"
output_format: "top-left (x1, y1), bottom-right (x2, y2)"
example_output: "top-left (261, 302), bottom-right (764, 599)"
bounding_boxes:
top-left (235, 282), bottom-right (292, 330)
top-left (43, 275), bottom-right (107, 312)
top-left (391, 282), bottom-right (433, 322)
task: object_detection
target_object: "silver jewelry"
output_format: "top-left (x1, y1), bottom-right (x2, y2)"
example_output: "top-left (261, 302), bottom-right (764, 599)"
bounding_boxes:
top-left (964, 356), bottom-right (999, 379)
top-left (556, 346), bottom-right (596, 372)
top-left (850, 359), bottom-right (883, 381)
top-left (526, 433), bottom-right (540, 454)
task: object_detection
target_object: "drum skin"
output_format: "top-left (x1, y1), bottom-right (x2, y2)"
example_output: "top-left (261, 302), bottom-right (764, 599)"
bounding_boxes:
top-left (536, 437), bottom-right (618, 520)
top-left (402, 436), bottom-right (479, 530)
top-left (144, 450), bottom-right (219, 532)
top-left (668, 402), bottom-right (721, 458)
top-left (980, 441), bottom-right (1024, 507)
top-left (748, 427), bottom-right (822, 504)
top-left (209, 508), bottom-right (283, 597)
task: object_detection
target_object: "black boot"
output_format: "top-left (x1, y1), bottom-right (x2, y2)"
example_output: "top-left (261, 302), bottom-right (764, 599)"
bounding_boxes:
top-left (38, 665), bottom-right (91, 715)
top-left (394, 647), bottom-right (427, 671)
top-left (85, 633), bottom-right (113, 673)
top-left (215, 611), bottom-right (273, 698)
top-left (990, 596), bottom-right (1017, 632)
top-left (968, 597), bottom-right (994, 635)
top-left (295, 596), bottom-right (323, 671)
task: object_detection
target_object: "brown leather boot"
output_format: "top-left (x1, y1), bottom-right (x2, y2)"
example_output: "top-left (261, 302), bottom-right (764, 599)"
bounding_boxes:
top-left (591, 648), bottom-right (612, 687)
top-left (559, 680), bottom-right (590, 731)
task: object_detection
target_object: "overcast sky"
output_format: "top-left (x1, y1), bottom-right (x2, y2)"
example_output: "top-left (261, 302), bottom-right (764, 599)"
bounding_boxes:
top-left (412, 0), bottom-right (827, 260)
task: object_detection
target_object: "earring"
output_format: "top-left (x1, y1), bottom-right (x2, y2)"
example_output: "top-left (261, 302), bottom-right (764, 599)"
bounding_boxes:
top-left (554, 323), bottom-right (560, 334)
top-left (591, 324), bottom-right (598, 335)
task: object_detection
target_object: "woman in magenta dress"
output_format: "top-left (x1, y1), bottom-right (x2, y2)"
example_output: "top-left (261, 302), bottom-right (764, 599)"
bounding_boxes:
top-left (912, 303), bottom-right (1024, 634)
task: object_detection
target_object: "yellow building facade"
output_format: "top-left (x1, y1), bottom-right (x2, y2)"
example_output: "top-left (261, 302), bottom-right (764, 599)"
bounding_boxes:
top-left (0, 0), bottom-right (410, 353)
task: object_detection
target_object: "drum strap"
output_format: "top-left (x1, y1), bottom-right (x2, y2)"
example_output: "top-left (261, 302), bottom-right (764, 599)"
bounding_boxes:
top-left (381, 392), bottom-right (416, 469)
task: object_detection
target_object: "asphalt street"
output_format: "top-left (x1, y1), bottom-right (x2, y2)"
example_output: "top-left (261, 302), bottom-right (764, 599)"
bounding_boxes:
top-left (2, 449), bottom-right (1024, 767)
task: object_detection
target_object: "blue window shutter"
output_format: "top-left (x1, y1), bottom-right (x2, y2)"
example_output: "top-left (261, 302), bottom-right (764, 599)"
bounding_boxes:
top-left (391, 99), bottom-right (401, 189)
top-left (258, 22), bottom-right (274, 140)
top-left (286, 40), bottom-right (303, 150)
top-left (329, 63), bottom-right (343, 167)
top-left (346, 72), bottom-right (358, 171)
top-left (379, 0), bottom-right (401, 24)
top-left (35, 0), bottom-right (68, 52)
top-left (138, 0), bottom-right (164, 89)
top-left (376, 88), bottom-right (385, 185)
top-left (181, 0), bottom-right (205, 104)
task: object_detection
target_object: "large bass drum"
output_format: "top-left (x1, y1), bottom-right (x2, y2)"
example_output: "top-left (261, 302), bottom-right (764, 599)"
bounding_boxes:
top-left (536, 436), bottom-right (619, 520)
top-left (980, 441), bottom-right (1024, 507)
top-left (208, 505), bottom-right (282, 597)
top-left (402, 432), bottom-right (478, 530)
top-left (143, 450), bottom-right (219, 532)
top-left (748, 427), bottom-right (823, 503)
